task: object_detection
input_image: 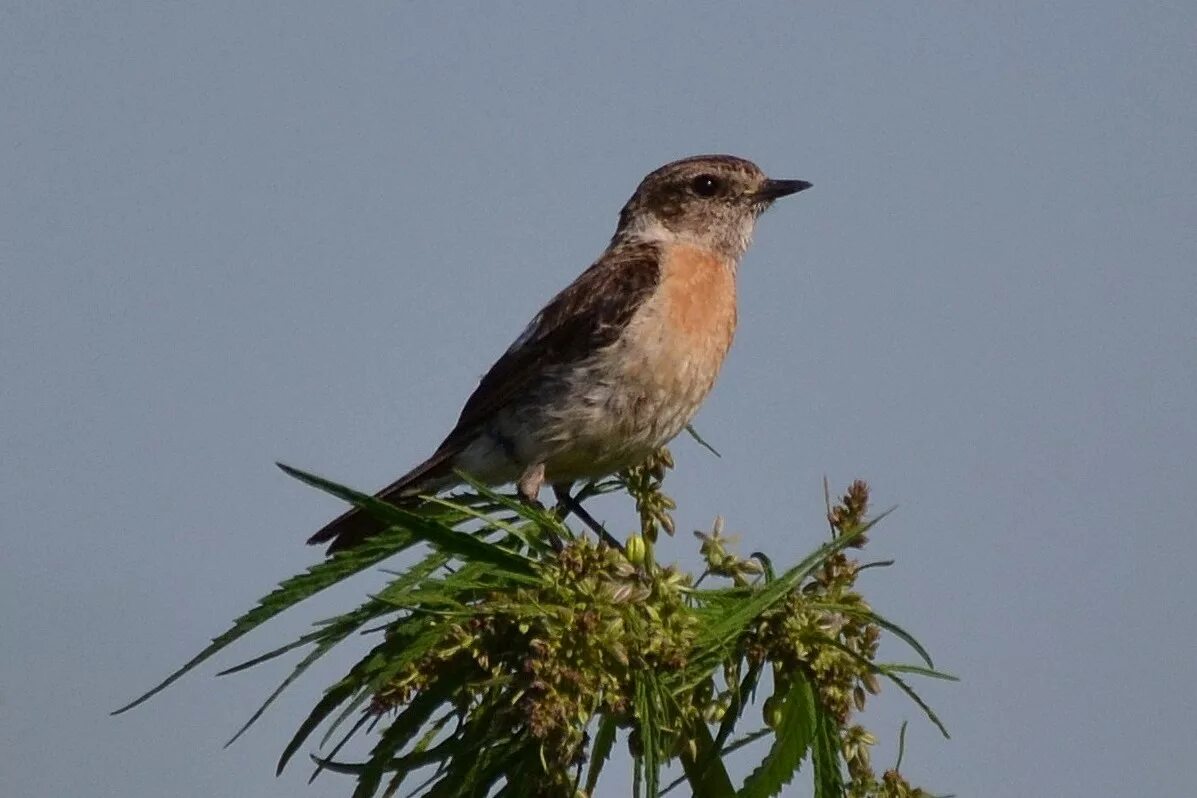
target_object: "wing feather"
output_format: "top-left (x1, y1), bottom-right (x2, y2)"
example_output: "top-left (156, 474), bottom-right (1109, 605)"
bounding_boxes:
top-left (438, 240), bottom-right (662, 451)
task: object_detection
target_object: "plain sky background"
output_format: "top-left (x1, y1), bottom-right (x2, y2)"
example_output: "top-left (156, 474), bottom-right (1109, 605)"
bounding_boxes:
top-left (3, 3), bottom-right (1195, 796)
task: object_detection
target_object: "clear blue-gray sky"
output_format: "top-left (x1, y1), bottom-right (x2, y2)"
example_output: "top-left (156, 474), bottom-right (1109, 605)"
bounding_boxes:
top-left (3, 3), bottom-right (1194, 796)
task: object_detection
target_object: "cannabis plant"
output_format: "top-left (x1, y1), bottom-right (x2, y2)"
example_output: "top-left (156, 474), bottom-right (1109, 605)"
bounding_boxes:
top-left (116, 450), bottom-right (952, 797)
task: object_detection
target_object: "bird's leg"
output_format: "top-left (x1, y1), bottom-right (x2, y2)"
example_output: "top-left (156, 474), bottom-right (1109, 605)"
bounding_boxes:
top-left (552, 482), bottom-right (624, 552)
top-left (517, 463), bottom-right (563, 551)
top-left (516, 462), bottom-right (545, 505)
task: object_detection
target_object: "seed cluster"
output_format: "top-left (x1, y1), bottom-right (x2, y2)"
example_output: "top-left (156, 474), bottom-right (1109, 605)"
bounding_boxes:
top-left (363, 476), bottom-right (935, 796)
top-left (739, 481), bottom-right (932, 797)
top-left (372, 539), bottom-right (699, 793)
top-left (619, 448), bottom-right (677, 542)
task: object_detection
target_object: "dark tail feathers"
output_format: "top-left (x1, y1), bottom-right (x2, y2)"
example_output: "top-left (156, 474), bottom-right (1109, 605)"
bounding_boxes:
top-left (303, 448), bottom-right (455, 553)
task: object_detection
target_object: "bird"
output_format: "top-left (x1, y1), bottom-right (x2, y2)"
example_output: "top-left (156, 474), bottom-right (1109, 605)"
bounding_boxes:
top-left (303, 154), bottom-right (811, 552)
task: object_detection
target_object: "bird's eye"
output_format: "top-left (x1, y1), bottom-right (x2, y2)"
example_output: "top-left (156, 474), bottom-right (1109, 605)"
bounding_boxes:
top-left (690, 174), bottom-right (722, 197)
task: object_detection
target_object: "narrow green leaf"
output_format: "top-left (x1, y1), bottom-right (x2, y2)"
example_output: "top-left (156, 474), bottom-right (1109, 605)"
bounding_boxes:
top-left (665, 726), bottom-right (773, 796)
top-left (376, 736), bottom-right (462, 797)
top-left (635, 675), bottom-right (661, 798)
top-left (877, 663), bottom-right (959, 682)
top-left (414, 704), bottom-right (503, 798)
top-left (714, 661), bottom-right (763, 754)
top-left (815, 635), bottom-right (953, 740)
top-left (278, 676), bottom-right (362, 776)
top-left (424, 723), bottom-right (513, 798)
top-left (748, 552), bottom-right (775, 582)
top-left (216, 633), bottom-right (320, 677)
top-left (858, 610), bottom-right (935, 669)
top-left (719, 727), bottom-right (771, 756)
top-left (226, 628), bottom-right (358, 747)
top-left (410, 710), bottom-right (455, 756)
top-left (277, 463), bottom-right (537, 576)
top-left (679, 720), bottom-right (737, 798)
top-left (696, 526), bottom-right (867, 651)
top-left (737, 676), bottom-right (817, 798)
top-left (452, 469), bottom-right (567, 531)
top-left (422, 495), bottom-right (550, 554)
top-left (399, 762), bottom-right (450, 798)
top-left (277, 617), bottom-right (442, 774)
top-left (364, 550), bottom-right (456, 612)
top-left (882, 671), bottom-right (952, 740)
top-left (585, 715), bottom-right (619, 795)
top-left (223, 590), bottom-right (409, 746)
top-left (806, 602), bottom-right (935, 668)
top-left (309, 711), bottom-right (373, 783)
top-left (112, 531), bottom-right (407, 715)
top-left (685, 424), bottom-right (722, 458)
top-left (350, 677), bottom-right (459, 798)
top-left (319, 687), bottom-right (374, 748)
top-left (811, 706), bottom-right (844, 798)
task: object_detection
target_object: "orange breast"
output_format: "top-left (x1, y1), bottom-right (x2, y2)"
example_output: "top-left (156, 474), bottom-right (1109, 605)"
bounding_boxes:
top-left (609, 241), bottom-right (738, 428)
top-left (658, 243), bottom-right (738, 363)
top-left (538, 242), bottom-right (739, 478)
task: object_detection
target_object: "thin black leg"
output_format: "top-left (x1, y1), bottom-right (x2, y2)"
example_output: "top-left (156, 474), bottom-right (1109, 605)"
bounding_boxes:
top-left (552, 483), bottom-right (624, 552)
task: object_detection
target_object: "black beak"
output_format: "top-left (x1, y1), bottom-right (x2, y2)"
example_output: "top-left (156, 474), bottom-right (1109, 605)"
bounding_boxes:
top-left (756, 179), bottom-right (812, 201)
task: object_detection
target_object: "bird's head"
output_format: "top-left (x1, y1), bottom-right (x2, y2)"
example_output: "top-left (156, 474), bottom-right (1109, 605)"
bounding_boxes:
top-left (614, 154), bottom-right (811, 259)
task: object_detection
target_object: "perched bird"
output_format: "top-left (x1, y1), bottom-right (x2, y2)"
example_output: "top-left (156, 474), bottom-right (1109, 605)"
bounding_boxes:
top-left (305, 154), bottom-right (810, 552)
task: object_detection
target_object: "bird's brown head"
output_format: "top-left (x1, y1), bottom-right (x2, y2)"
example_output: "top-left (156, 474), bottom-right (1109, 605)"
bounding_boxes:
top-left (614, 154), bottom-right (811, 259)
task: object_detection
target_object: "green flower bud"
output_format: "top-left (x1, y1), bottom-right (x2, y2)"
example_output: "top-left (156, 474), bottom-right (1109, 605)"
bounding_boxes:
top-left (763, 694), bottom-right (784, 729)
top-left (625, 534), bottom-right (646, 565)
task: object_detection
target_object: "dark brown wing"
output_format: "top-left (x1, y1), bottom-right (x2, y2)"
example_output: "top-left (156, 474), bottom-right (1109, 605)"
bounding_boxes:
top-left (439, 239), bottom-right (662, 451)
top-left (306, 240), bottom-right (661, 554)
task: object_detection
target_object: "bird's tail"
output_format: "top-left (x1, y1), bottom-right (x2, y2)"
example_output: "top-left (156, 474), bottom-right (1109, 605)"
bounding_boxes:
top-left (304, 448), bottom-right (457, 553)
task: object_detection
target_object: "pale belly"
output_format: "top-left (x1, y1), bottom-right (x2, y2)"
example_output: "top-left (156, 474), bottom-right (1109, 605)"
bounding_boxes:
top-left (528, 245), bottom-right (737, 481)
top-left (455, 243), bottom-right (738, 485)
top-left (537, 349), bottom-right (723, 480)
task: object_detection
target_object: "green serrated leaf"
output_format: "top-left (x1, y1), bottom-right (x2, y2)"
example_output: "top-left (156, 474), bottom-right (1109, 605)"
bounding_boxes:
top-left (422, 494), bottom-right (551, 554)
top-left (811, 705), bottom-right (844, 798)
top-left (452, 469), bottom-right (567, 532)
top-left (319, 687), bottom-right (374, 748)
top-left (695, 526), bottom-right (868, 652)
top-left (585, 715), bottom-right (619, 795)
top-left (423, 714), bottom-right (513, 798)
top-left (223, 567), bottom-right (435, 748)
top-left (635, 675), bottom-right (661, 798)
top-left (277, 463), bottom-right (537, 576)
top-left (351, 676), bottom-right (459, 798)
top-left (737, 676), bottom-right (817, 798)
top-left (310, 711), bottom-right (373, 784)
top-left (713, 660), bottom-right (763, 755)
top-left (277, 617), bottom-right (443, 774)
top-left (278, 675), bottom-right (363, 776)
top-left (678, 720), bottom-right (737, 798)
top-left (226, 623), bottom-right (365, 748)
top-left (112, 531), bottom-right (408, 715)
